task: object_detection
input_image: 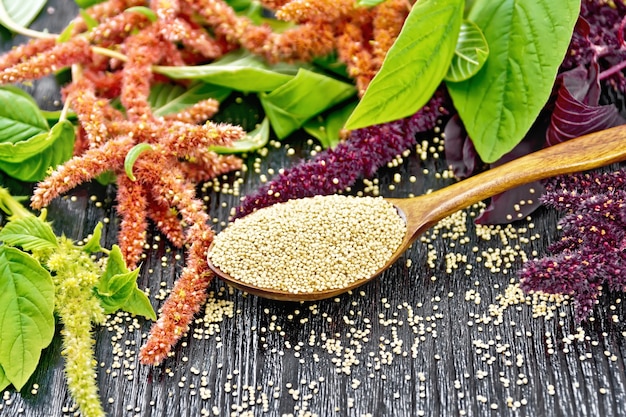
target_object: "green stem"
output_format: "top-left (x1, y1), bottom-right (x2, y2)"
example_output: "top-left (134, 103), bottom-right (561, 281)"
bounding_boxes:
top-left (91, 46), bottom-right (128, 62)
top-left (0, 1), bottom-right (57, 40)
top-left (0, 187), bottom-right (34, 220)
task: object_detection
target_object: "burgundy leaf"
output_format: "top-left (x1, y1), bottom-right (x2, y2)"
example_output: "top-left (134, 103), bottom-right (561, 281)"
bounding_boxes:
top-left (475, 126), bottom-right (546, 225)
top-left (547, 63), bottom-right (625, 146)
top-left (444, 114), bottom-right (481, 179)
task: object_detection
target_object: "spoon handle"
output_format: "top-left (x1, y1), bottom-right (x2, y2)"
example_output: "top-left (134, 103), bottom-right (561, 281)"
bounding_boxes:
top-left (417, 124), bottom-right (626, 227)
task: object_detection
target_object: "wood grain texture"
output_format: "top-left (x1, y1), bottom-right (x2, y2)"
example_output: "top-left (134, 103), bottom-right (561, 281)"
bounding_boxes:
top-left (1, 2), bottom-right (626, 416)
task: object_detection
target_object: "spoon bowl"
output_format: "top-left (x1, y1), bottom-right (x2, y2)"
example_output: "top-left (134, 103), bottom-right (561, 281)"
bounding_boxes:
top-left (208, 124), bottom-right (626, 301)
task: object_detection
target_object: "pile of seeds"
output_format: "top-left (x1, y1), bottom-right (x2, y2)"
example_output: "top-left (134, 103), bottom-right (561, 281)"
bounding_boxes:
top-left (208, 195), bottom-right (407, 293)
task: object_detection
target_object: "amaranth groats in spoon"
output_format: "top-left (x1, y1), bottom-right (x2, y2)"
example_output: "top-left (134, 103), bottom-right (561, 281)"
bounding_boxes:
top-left (208, 124), bottom-right (626, 301)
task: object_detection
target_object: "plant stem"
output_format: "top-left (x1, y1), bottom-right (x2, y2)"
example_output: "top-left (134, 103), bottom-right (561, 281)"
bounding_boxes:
top-left (0, 1), bottom-right (57, 40)
top-left (0, 187), bottom-right (34, 220)
top-left (599, 59), bottom-right (626, 81)
top-left (91, 46), bottom-right (129, 62)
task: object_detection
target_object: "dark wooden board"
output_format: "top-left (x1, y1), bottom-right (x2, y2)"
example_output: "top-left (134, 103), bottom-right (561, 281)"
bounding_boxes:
top-left (1, 1), bottom-right (625, 416)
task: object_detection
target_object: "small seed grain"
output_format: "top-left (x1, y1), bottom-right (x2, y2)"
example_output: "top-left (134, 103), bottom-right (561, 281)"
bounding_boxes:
top-left (208, 195), bottom-right (406, 293)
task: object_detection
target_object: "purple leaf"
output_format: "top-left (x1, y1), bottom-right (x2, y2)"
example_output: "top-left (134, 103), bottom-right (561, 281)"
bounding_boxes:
top-left (546, 63), bottom-right (626, 146)
top-left (475, 124), bottom-right (546, 225)
top-left (474, 182), bottom-right (545, 225)
top-left (444, 114), bottom-right (481, 179)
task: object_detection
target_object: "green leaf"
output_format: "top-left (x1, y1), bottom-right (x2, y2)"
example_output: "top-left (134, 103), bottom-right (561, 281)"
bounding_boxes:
top-left (102, 245), bottom-right (127, 276)
top-left (260, 68), bottom-right (356, 139)
top-left (97, 270), bottom-right (138, 313)
top-left (0, 365), bottom-right (10, 391)
top-left (94, 170), bottom-right (117, 185)
top-left (444, 19), bottom-right (489, 82)
top-left (82, 222), bottom-right (104, 253)
top-left (125, 6), bottom-right (157, 22)
top-left (96, 246), bottom-right (135, 313)
top-left (225, 0), bottom-right (254, 12)
top-left (447, 0), bottom-right (580, 162)
top-left (356, 0), bottom-right (386, 6)
top-left (0, 86), bottom-right (48, 145)
top-left (74, 0), bottom-right (105, 8)
top-left (78, 9), bottom-right (98, 31)
top-left (312, 54), bottom-right (350, 79)
top-left (41, 109), bottom-right (77, 124)
top-left (123, 289), bottom-right (156, 321)
top-left (0, 246), bottom-right (55, 390)
top-left (225, 0), bottom-right (292, 29)
top-left (124, 143), bottom-right (153, 181)
top-left (154, 50), bottom-right (299, 92)
top-left (0, 120), bottom-right (75, 182)
top-left (0, 187), bottom-right (32, 221)
top-left (210, 117), bottom-right (270, 154)
top-left (0, 119), bottom-right (73, 163)
top-left (0, 0), bottom-right (46, 28)
top-left (345, 0), bottom-right (464, 130)
top-left (95, 245), bottom-right (155, 319)
top-left (303, 100), bottom-right (357, 148)
top-left (0, 216), bottom-right (58, 251)
top-left (149, 82), bottom-right (231, 117)
top-left (57, 21), bottom-right (76, 43)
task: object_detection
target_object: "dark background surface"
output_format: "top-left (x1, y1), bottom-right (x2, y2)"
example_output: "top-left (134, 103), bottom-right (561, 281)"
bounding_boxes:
top-left (1, 1), bottom-right (626, 416)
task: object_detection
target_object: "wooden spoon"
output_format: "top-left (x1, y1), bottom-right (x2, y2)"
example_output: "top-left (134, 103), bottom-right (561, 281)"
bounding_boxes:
top-left (208, 124), bottom-right (626, 301)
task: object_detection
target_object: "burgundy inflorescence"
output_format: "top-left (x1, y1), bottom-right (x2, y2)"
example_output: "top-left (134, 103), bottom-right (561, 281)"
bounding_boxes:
top-left (519, 169), bottom-right (626, 320)
top-left (234, 91), bottom-right (448, 218)
top-left (562, 0), bottom-right (626, 95)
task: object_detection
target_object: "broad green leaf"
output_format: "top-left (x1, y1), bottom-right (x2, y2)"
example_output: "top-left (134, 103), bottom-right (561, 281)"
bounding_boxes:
top-left (0, 365), bottom-right (9, 391)
top-left (0, 0), bottom-right (46, 28)
top-left (149, 82), bottom-right (231, 117)
top-left (154, 50), bottom-right (299, 92)
top-left (226, 0), bottom-right (254, 12)
top-left (260, 68), bottom-right (356, 139)
top-left (123, 289), bottom-right (156, 321)
top-left (444, 20), bottom-right (489, 82)
top-left (41, 109), bottom-right (77, 124)
top-left (447, 0), bottom-right (580, 162)
top-left (0, 86), bottom-right (48, 145)
top-left (231, 0), bottom-right (262, 24)
top-left (312, 54), bottom-right (350, 79)
top-left (82, 222), bottom-right (104, 253)
top-left (0, 119), bottom-right (74, 163)
top-left (210, 117), bottom-right (270, 154)
top-left (0, 216), bottom-right (58, 251)
top-left (211, 93), bottom-right (263, 131)
top-left (225, 0), bottom-right (293, 29)
top-left (345, 0), bottom-right (464, 130)
top-left (0, 246), bottom-right (55, 390)
top-left (0, 120), bottom-right (75, 182)
top-left (304, 100), bottom-right (357, 149)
